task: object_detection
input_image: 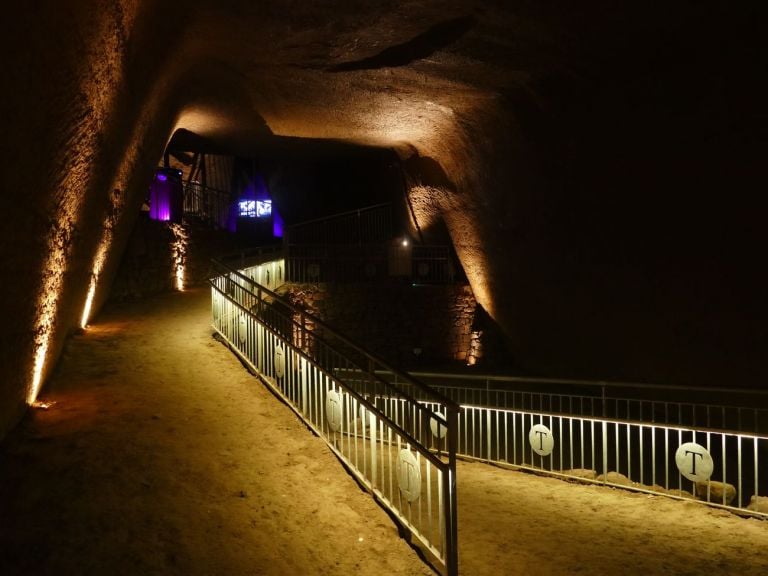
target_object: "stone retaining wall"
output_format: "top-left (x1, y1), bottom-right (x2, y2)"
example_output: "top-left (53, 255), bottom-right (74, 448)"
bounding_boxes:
top-left (281, 281), bottom-right (503, 370)
top-left (109, 217), bottom-right (239, 301)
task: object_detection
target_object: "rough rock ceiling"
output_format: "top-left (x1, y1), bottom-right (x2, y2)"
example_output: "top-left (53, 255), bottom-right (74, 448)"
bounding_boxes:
top-left (168, 1), bottom-right (562, 153)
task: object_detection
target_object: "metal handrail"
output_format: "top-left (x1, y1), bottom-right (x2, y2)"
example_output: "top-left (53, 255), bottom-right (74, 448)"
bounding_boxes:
top-left (214, 278), bottom-right (447, 469)
top-left (285, 242), bottom-right (455, 284)
top-left (405, 371), bottom-right (768, 398)
top-left (212, 259), bottom-right (459, 413)
top-left (216, 244), bottom-right (285, 270)
top-left (286, 202), bottom-right (391, 230)
top-left (210, 257), bottom-right (459, 574)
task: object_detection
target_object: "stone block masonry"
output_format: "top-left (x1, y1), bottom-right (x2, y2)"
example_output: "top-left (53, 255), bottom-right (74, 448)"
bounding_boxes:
top-left (281, 281), bottom-right (504, 370)
top-left (109, 217), bottom-right (240, 302)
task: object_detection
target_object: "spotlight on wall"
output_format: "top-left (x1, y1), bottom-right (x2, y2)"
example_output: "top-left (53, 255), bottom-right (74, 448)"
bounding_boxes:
top-left (80, 277), bottom-right (97, 329)
top-left (402, 238), bottom-right (409, 247)
top-left (169, 223), bottom-right (188, 291)
top-left (29, 337), bottom-right (50, 404)
top-left (32, 400), bottom-right (57, 410)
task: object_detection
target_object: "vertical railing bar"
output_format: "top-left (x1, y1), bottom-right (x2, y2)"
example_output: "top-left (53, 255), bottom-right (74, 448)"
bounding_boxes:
top-left (590, 419), bottom-right (595, 475)
top-left (528, 414), bottom-right (533, 468)
top-left (612, 421), bottom-right (618, 479)
top-left (639, 424), bottom-right (644, 486)
top-left (678, 428), bottom-right (683, 497)
top-left (472, 408), bottom-right (477, 457)
top-left (664, 427), bottom-right (669, 491)
top-left (380, 417), bottom-right (385, 498)
top-left (388, 416), bottom-right (394, 503)
top-left (417, 450), bottom-right (423, 531)
top-left (464, 404), bottom-right (468, 456)
top-left (427, 453), bottom-right (433, 543)
top-left (706, 431), bottom-right (712, 502)
top-left (495, 408), bottom-right (501, 462)
top-left (755, 437), bottom-right (760, 501)
top-left (486, 408), bottom-right (492, 463)
top-left (602, 420), bottom-right (608, 481)
top-left (721, 433), bottom-right (727, 505)
top-left (353, 396), bottom-right (359, 472)
top-left (652, 424), bottom-right (656, 488)
top-left (627, 421), bottom-right (632, 481)
top-left (360, 396), bottom-right (368, 478)
top-left (738, 434), bottom-right (743, 508)
top-left (500, 410), bottom-right (506, 464)
top-left (370, 411), bottom-right (378, 492)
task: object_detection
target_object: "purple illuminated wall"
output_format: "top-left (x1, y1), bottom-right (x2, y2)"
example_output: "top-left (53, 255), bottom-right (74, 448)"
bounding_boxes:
top-left (149, 179), bottom-right (172, 221)
top-left (273, 208), bottom-right (284, 237)
top-left (149, 169), bottom-right (183, 222)
top-left (227, 206), bottom-right (237, 233)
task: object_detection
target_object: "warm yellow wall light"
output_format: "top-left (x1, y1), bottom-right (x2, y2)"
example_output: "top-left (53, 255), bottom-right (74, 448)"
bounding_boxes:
top-left (169, 223), bottom-right (188, 291)
top-left (80, 277), bottom-right (98, 329)
top-left (80, 228), bottom-right (111, 329)
top-left (29, 265), bottom-right (63, 404)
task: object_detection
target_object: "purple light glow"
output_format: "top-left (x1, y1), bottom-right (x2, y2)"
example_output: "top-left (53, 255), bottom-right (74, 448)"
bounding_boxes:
top-left (273, 209), bottom-right (284, 237)
top-left (149, 180), bottom-right (172, 221)
top-left (149, 169), bottom-right (184, 222)
top-left (227, 205), bottom-right (237, 233)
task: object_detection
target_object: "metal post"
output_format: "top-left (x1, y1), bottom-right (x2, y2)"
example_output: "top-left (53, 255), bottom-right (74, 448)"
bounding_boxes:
top-left (370, 412), bottom-right (378, 489)
top-left (444, 404), bottom-right (459, 576)
top-left (602, 384), bottom-right (607, 418)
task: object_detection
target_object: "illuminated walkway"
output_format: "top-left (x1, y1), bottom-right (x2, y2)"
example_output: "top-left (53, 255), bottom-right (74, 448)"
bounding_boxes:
top-left (1, 288), bottom-right (767, 575)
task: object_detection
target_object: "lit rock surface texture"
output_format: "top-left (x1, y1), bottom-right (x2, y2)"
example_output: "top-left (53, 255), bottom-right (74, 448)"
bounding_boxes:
top-left (1, 2), bottom-right (765, 437)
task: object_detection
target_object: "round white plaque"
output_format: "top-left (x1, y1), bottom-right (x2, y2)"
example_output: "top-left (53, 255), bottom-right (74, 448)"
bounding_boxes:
top-left (274, 345), bottom-right (285, 379)
top-left (430, 412), bottom-right (448, 439)
top-left (326, 390), bottom-right (342, 432)
top-left (675, 442), bottom-right (714, 482)
top-left (529, 423), bottom-right (554, 457)
top-left (238, 313), bottom-right (247, 343)
top-left (397, 449), bottom-right (421, 503)
top-left (359, 404), bottom-right (371, 427)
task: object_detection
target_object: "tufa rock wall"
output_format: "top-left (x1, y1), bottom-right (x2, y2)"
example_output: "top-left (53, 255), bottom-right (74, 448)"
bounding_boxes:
top-left (281, 281), bottom-right (505, 371)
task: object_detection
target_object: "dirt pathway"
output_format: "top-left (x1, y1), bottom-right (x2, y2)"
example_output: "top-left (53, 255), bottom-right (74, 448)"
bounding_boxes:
top-left (0, 288), bottom-right (431, 576)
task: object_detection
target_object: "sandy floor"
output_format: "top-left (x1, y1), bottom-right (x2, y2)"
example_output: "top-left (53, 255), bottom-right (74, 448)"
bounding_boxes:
top-left (1, 288), bottom-right (767, 575)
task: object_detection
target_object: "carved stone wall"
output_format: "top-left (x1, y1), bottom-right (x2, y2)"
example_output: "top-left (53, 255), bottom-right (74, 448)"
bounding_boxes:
top-left (281, 282), bottom-right (505, 371)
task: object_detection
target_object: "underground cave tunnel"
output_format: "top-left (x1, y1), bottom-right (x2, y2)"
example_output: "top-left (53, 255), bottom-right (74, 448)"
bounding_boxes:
top-left (2, 0), bottom-right (766, 434)
top-left (1, 2), bottom-right (767, 575)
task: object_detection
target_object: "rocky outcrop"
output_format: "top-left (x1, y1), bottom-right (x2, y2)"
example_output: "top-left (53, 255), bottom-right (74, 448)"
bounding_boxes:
top-left (563, 469), bottom-right (597, 481)
top-left (695, 481), bottom-right (737, 505)
top-left (280, 281), bottom-right (499, 369)
top-left (747, 495), bottom-right (768, 514)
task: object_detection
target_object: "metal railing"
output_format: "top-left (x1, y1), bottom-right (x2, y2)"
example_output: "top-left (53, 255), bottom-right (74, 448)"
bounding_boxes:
top-left (286, 243), bottom-right (455, 284)
top-left (388, 371), bottom-right (768, 518)
top-left (210, 259), bottom-right (460, 575)
top-left (286, 203), bottom-right (392, 245)
top-left (183, 181), bottom-right (232, 229)
top-left (394, 372), bottom-right (768, 433)
top-left (217, 244), bottom-right (285, 282)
